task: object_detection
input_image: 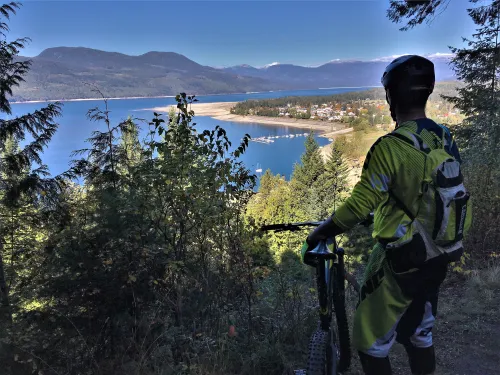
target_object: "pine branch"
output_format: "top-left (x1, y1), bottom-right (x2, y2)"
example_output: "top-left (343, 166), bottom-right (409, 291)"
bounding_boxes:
top-left (0, 103), bottom-right (61, 142)
top-left (0, 2), bottom-right (20, 35)
top-left (387, 0), bottom-right (450, 31)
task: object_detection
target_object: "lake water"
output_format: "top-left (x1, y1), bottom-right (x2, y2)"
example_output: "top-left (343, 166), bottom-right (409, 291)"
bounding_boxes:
top-left (8, 88), bottom-right (369, 179)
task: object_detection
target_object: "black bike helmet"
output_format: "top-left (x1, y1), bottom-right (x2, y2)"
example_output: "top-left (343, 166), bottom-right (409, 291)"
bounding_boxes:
top-left (382, 55), bottom-right (435, 122)
top-left (381, 55), bottom-right (435, 94)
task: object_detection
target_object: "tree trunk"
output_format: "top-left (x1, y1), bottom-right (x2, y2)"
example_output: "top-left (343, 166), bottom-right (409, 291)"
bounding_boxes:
top-left (0, 242), bottom-right (14, 373)
top-left (0, 243), bottom-right (12, 326)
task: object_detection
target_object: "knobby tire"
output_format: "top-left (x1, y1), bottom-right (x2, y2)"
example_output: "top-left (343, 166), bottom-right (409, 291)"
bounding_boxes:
top-left (306, 330), bottom-right (336, 375)
top-left (332, 267), bottom-right (352, 373)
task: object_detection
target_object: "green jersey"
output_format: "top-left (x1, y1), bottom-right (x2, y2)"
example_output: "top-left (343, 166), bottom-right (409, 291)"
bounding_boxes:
top-left (333, 118), bottom-right (462, 242)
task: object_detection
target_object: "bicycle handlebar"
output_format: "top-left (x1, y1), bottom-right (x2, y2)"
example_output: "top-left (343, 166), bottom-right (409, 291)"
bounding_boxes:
top-left (260, 213), bottom-right (374, 233)
top-left (260, 221), bottom-right (323, 232)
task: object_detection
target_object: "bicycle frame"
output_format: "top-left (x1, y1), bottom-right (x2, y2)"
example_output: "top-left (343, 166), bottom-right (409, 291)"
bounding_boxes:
top-left (310, 240), bottom-right (346, 332)
top-left (261, 218), bottom-right (366, 374)
top-left (259, 221), bottom-right (349, 331)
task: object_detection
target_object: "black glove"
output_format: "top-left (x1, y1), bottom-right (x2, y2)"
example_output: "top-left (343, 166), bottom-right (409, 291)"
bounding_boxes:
top-left (307, 216), bottom-right (344, 245)
top-left (306, 234), bottom-right (319, 251)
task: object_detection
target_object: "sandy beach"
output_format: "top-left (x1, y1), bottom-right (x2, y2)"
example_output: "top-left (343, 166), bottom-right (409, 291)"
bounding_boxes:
top-left (147, 102), bottom-right (351, 134)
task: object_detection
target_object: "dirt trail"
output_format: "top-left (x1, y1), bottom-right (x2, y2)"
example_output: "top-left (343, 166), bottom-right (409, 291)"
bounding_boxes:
top-left (345, 277), bottom-right (500, 375)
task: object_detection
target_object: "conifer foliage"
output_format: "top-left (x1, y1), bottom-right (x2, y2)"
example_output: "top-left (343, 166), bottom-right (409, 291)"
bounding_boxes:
top-left (0, 4), bottom-right (61, 369)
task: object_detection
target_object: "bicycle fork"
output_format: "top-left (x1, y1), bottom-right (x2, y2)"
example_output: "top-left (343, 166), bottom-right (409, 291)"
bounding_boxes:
top-left (317, 248), bottom-right (346, 332)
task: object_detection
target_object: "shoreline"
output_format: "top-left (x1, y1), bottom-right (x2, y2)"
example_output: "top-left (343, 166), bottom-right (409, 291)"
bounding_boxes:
top-left (10, 95), bottom-right (177, 105)
top-left (147, 102), bottom-right (352, 134)
top-left (9, 85), bottom-right (375, 105)
top-left (9, 89), bottom-right (291, 105)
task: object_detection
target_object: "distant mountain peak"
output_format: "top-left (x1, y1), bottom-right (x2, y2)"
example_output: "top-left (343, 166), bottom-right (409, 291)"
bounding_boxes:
top-left (139, 51), bottom-right (181, 57)
top-left (38, 46), bottom-right (127, 58)
top-left (370, 54), bottom-right (411, 62)
top-left (262, 62), bottom-right (280, 68)
top-left (13, 46), bottom-right (456, 102)
top-left (370, 52), bottom-right (454, 63)
top-left (426, 52), bottom-right (454, 61)
top-left (324, 58), bottom-right (362, 65)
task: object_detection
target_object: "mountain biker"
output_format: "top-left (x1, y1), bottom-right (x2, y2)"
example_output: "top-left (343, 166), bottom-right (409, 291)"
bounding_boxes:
top-left (304, 55), bottom-right (467, 375)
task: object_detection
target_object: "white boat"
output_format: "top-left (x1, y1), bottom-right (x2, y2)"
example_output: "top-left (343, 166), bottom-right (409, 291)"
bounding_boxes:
top-left (256, 163), bottom-right (263, 175)
top-left (290, 134), bottom-right (295, 138)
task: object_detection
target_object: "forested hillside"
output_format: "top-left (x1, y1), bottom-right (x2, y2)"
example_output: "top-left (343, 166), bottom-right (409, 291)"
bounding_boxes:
top-left (13, 47), bottom-right (282, 102)
top-left (12, 48), bottom-right (456, 102)
top-left (1, 1), bottom-right (499, 375)
top-left (221, 56), bottom-right (455, 89)
top-left (11, 51), bottom-right (456, 102)
top-left (234, 81), bottom-right (462, 109)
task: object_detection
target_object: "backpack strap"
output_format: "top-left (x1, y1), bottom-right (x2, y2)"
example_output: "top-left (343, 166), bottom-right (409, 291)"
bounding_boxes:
top-left (383, 132), bottom-right (422, 222)
top-left (388, 189), bottom-right (417, 222)
top-left (385, 132), bottom-right (415, 146)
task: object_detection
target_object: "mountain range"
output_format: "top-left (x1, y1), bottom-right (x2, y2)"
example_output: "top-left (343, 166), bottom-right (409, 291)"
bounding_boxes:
top-left (12, 47), bottom-right (456, 102)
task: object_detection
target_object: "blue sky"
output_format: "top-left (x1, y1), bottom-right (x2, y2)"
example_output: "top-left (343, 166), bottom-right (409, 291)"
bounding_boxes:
top-left (10, 0), bottom-right (476, 67)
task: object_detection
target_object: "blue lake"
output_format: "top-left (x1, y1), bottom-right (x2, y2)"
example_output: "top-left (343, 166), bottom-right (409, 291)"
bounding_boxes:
top-left (8, 88), bottom-right (369, 179)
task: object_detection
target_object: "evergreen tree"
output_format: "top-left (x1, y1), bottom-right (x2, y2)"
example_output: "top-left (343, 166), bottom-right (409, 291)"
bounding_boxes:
top-left (258, 169), bottom-right (276, 199)
top-left (119, 117), bottom-right (143, 170)
top-left (324, 145), bottom-right (350, 211)
top-left (0, 3), bottom-right (61, 357)
top-left (308, 144), bottom-right (350, 220)
top-left (292, 132), bottom-right (324, 187)
top-left (290, 132), bottom-right (325, 221)
top-left (445, 2), bottom-right (500, 253)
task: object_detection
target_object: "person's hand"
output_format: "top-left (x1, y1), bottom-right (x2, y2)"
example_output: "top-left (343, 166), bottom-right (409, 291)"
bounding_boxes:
top-left (307, 216), bottom-right (341, 245)
top-left (306, 231), bottom-right (320, 250)
top-left (301, 239), bottom-right (318, 267)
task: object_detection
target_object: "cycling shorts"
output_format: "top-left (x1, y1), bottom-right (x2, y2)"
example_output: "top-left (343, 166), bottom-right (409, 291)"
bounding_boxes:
top-left (353, 242), bottom-right (448, 357)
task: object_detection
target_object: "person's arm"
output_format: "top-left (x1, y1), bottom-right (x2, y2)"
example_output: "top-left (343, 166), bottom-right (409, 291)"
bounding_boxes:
top-left (308, 137), bottom-right (396, 244)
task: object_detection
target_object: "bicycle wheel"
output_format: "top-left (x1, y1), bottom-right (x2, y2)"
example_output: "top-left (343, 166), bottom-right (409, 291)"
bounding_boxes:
top-left (331, 266), bottom-right (352, 373)
top-left (306, 329), bottom-right (337, 375)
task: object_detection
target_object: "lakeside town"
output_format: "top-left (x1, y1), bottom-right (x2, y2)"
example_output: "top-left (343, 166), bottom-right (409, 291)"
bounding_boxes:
top-left (278, 100), bottom-right (461, 123)
top-left (230, 86), bottom-right (465, 127)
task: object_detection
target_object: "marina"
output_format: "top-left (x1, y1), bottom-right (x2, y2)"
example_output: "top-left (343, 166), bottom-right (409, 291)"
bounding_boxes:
top-left (249, 132), bottom-right (310, 144)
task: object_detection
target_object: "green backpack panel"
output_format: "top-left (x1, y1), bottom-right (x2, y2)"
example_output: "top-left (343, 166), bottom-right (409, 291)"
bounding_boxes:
top-left (385, 126), bottom-right (472, 262)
